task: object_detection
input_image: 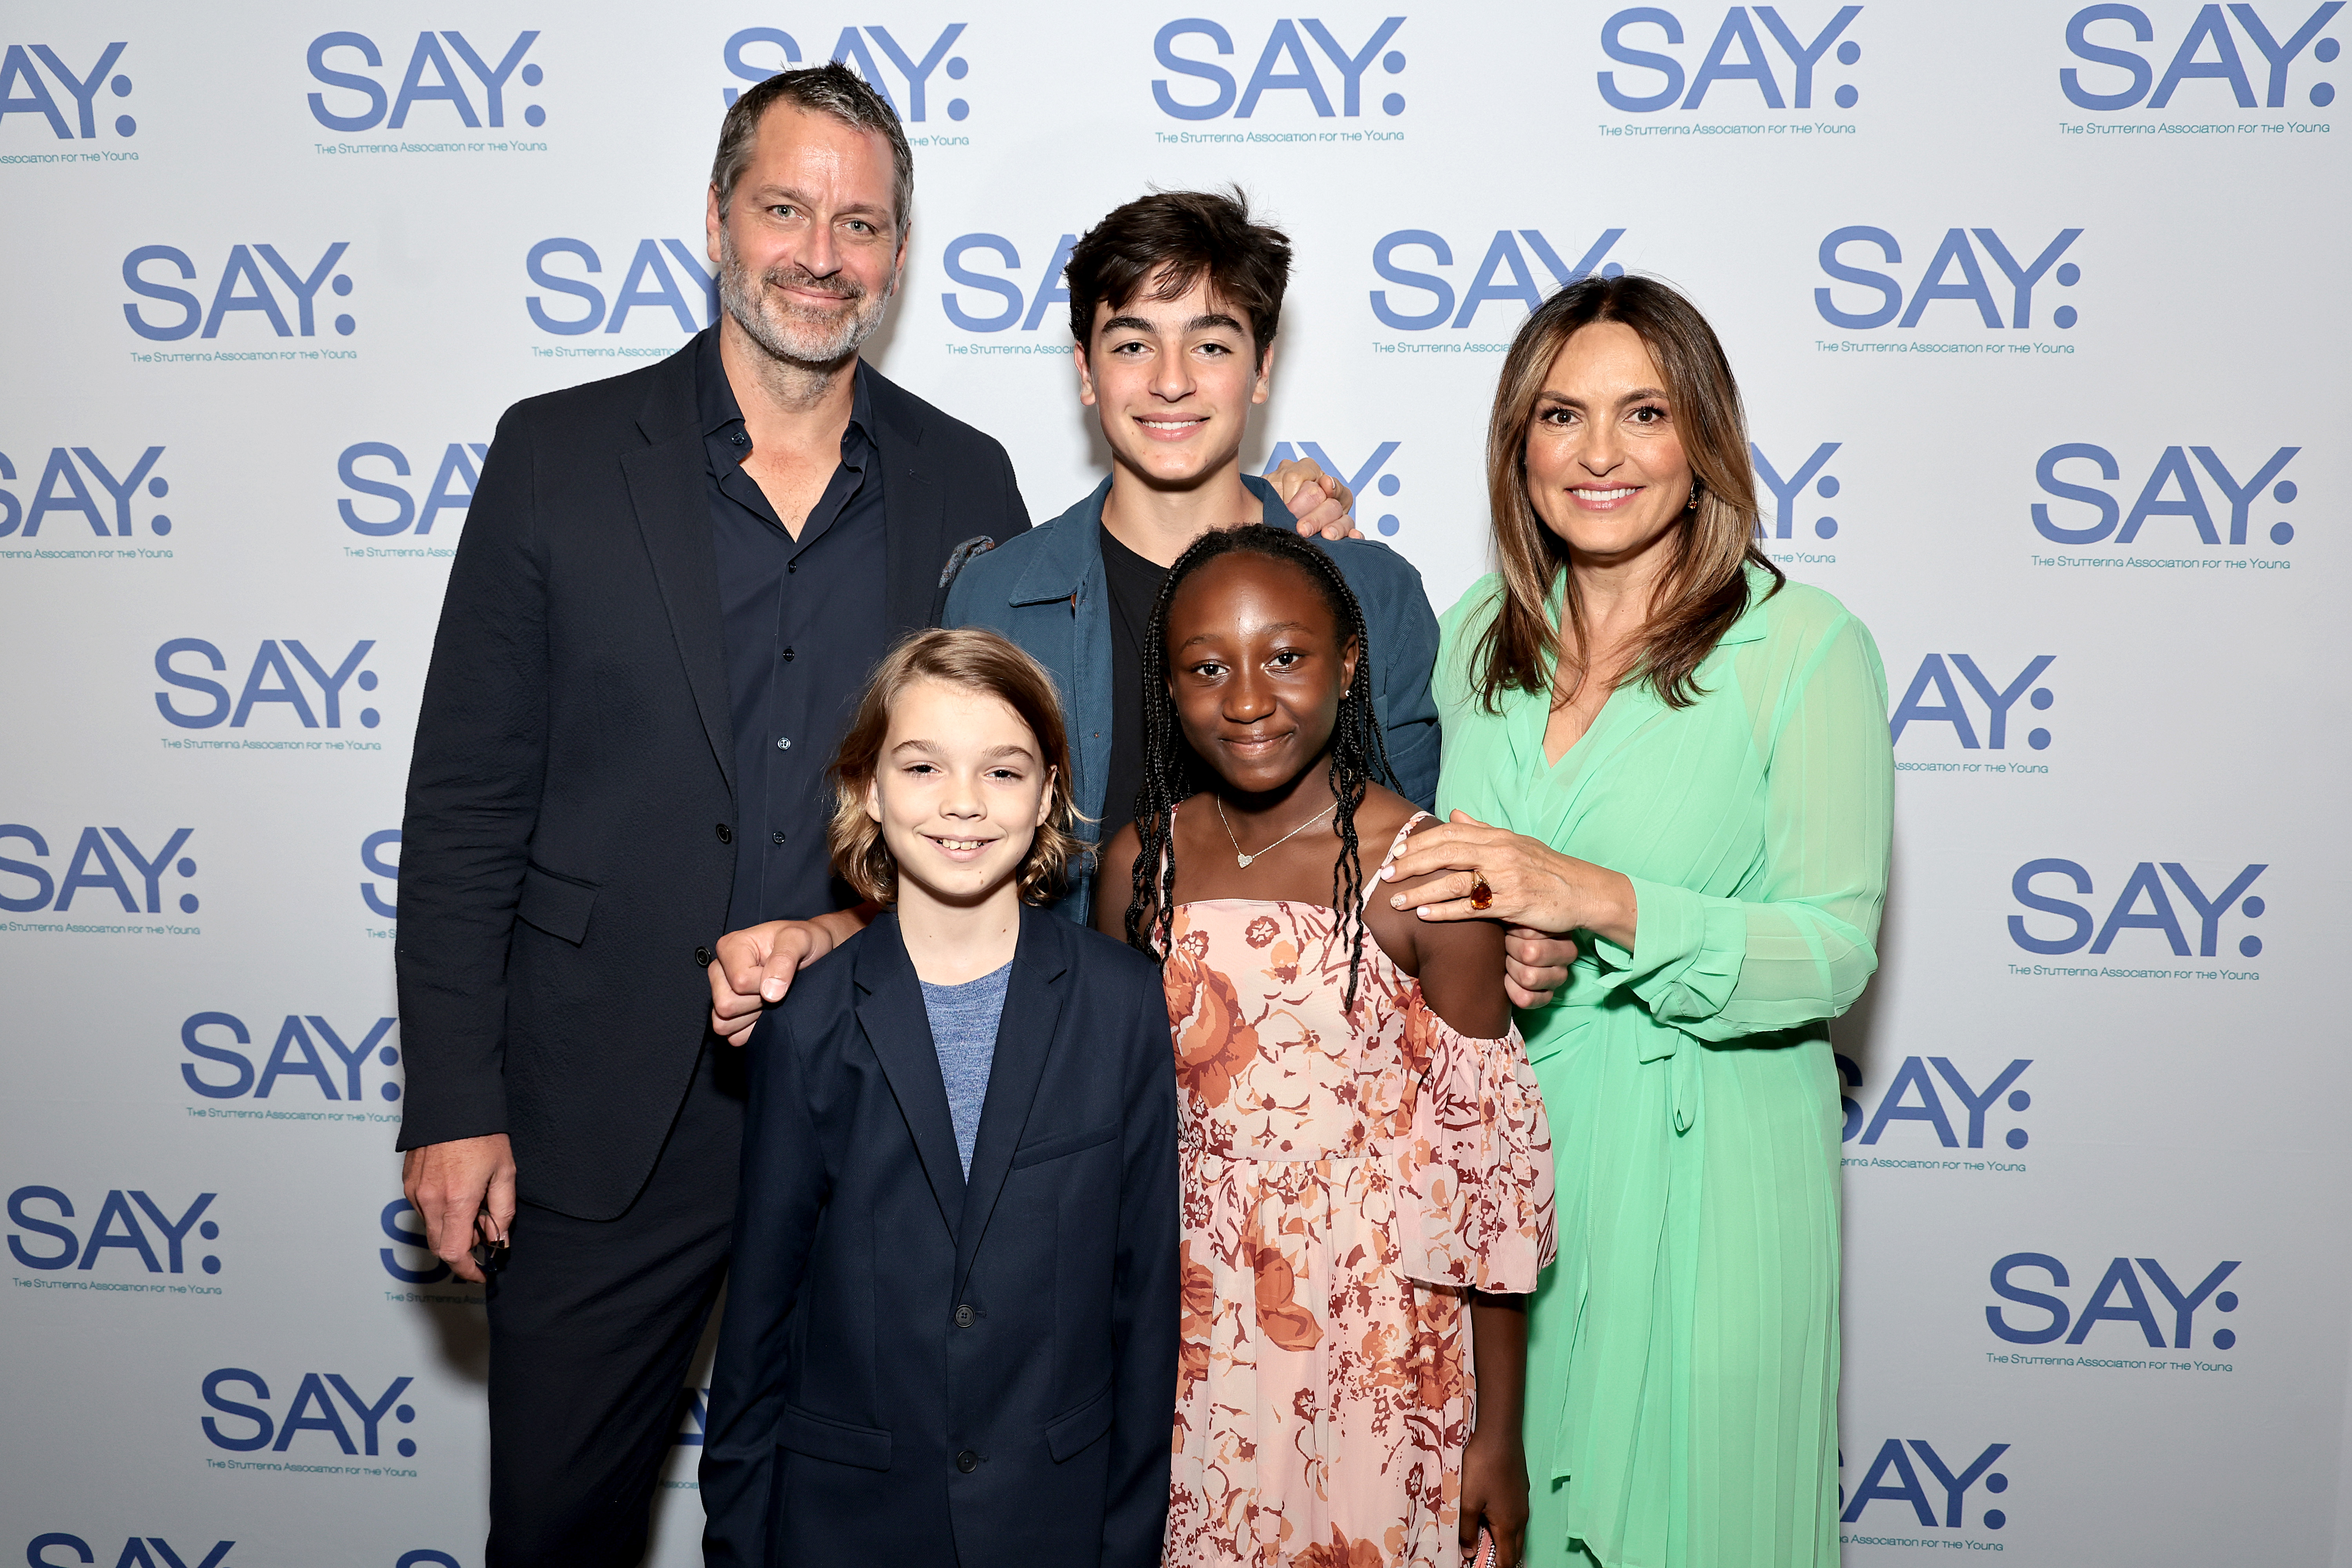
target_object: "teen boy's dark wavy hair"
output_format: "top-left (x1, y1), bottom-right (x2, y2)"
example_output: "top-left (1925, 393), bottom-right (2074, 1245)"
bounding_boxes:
top-left (1123, 527), bottom-right (1394, 1008)
top-left (1063, 187), bottom-right (1290, 361)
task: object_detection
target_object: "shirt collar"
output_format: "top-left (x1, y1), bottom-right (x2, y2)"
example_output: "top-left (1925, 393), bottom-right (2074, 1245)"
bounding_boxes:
top-left (695, 325), bottom-right (874, 447)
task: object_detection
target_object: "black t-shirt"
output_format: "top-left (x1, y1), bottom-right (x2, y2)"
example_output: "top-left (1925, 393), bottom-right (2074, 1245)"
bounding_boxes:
top-left (1098, 523), bottom-right (1168, 841)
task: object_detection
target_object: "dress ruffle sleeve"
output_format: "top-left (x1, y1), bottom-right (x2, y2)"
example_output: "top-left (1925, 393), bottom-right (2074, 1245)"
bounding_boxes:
top-left (1383, 991), bottom-right (1556, 1294)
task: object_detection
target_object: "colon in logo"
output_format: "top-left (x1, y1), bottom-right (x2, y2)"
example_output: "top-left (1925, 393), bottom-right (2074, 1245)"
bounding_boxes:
top-left (1597, 5), bottom-right (1864, 111)
top-left (0, 41), bottom-right (138, 139)
top-left (2033, 443), bottom-right (2301, 546)
top-left (1261, 442), bottom-right (1404, 534)
top-left (1988, 1252), bottom-right (2242, 1348)
top-left (306, 31), bottom-right (546, 130)
top-left (2060, 3), bottom-right (2341, 111)
top-left (1153, 16), bottom-right (1410, 120)
top-left (1816, 227), bottom-right (2083, 330)
top-left (122, 243), bottom-right (355, 341)
top-left (0, 446), bottom-right (171, 537)
top-left (1370, 227), bottom-right (1626, 331)
top-left (8, 1187), bottom-right (220, 1274)
top-left (2009, 858), bottom-right (2268, 958)
top-left (722, 25), bottom-right (973, 120)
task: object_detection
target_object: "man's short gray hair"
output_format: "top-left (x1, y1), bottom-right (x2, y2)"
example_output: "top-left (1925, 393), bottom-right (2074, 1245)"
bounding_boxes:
top-left (709, 60), bottom-right (913, 236)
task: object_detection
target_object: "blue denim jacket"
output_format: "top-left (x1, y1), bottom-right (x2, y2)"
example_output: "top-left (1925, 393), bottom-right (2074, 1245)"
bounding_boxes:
top-left (944, 473), bottom-right (1441, 926)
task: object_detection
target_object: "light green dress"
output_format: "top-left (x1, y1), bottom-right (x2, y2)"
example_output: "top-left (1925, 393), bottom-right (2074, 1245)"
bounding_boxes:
top-left (1433, 565), bottom-right (1892, 1568)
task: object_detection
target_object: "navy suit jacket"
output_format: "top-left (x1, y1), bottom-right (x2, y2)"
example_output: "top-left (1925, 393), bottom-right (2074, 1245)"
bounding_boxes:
top-left (701, 904), bottom-right (1180, 1568)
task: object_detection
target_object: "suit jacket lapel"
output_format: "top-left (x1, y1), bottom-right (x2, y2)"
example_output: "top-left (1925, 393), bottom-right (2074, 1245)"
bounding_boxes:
top-left (853, 915), bottom-right (966, 1240)
top-left (867, 367), bottom-right (948, 634)
top-left (623, 355), bottom-right (736, 801)
top-left (953, 906), bottom-right (1068, 1295)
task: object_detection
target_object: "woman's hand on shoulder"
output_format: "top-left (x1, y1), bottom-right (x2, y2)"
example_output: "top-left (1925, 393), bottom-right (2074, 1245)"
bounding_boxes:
top-left (1382, 816), bottom-right (1511, 1038)
top-left (1380, 810), bottom-right (1638, 953)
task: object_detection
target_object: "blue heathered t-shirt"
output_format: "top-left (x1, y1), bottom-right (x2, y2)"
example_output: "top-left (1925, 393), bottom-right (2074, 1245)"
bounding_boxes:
top-left (918, 961), bottom-right (1011, 1178)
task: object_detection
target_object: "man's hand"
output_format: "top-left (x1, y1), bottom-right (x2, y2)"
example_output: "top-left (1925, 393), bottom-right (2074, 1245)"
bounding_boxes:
top-left (1503, 925), bottom-right (1577, 1010)
top-left (402, 1133), bottom-right (515, 1285)
top-left (1265, 456), bottom-right (1360, 541)
top-left (707, 914), bottom-right (855, 1045)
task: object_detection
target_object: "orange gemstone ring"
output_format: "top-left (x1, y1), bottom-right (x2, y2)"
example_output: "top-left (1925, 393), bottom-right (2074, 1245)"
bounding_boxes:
top-left (1468, 872), bottom-right (1494, 911)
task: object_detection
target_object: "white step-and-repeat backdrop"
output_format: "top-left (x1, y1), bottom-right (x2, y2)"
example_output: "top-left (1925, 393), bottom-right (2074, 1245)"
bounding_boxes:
top-left (3, 3), bottom-right (2346, 1565)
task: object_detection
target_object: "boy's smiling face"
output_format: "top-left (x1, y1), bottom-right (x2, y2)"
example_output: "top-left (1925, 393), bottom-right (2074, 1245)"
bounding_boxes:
top-left (865, 678), bottom-right (1054, 910)
top-left (1077, 269), bottom-right (1271, 492)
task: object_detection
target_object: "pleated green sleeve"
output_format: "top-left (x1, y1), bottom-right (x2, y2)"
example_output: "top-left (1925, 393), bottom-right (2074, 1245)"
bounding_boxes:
top-left (1588, 602), bottom-right (1894, 1043)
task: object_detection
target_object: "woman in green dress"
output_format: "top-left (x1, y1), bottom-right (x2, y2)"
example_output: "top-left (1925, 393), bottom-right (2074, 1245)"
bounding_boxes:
top-left (1379, 275), bottom-right (1893, 1567)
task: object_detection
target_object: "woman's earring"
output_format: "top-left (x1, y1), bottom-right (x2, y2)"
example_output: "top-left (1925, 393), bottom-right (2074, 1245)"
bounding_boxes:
top-left (1686, 483), bottom-right (1700, 512)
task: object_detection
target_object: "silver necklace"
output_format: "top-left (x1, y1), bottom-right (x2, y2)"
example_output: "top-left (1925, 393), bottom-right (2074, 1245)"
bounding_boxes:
top-left (1214, 796), bottom-right (1335, 869)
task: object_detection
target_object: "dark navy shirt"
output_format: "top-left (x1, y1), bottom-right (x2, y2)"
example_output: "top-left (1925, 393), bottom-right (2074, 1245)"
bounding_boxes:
top-left (697, 330), bottom-right (888, 929)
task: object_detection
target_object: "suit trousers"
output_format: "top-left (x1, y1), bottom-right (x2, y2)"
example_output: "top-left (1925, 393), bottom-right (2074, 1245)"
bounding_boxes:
top-left (485, 1042), bottom-right (747, 1568)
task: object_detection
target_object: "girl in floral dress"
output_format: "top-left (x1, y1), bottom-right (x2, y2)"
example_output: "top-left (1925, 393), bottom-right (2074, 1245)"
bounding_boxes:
top-left (1095, 526), bottom-right (1555, 1568)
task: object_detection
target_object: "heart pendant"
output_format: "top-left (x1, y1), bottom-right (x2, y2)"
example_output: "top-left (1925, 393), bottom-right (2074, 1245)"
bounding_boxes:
top-left (1235, 853), bottom-right (1254, 868)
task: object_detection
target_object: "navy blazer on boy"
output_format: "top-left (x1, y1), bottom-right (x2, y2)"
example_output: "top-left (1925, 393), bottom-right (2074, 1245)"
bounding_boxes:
top-left (701, 904), bottom-right (1180, 1568)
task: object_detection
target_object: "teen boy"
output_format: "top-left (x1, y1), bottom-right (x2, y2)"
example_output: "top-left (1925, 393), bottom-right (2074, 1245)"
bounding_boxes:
top-left (944, 189), bottom-right (1440, 926)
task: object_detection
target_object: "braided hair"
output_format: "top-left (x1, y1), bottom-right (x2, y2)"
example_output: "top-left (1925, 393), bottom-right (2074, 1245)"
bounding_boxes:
top-left (1124, 526), bottom-right (1396, 1009)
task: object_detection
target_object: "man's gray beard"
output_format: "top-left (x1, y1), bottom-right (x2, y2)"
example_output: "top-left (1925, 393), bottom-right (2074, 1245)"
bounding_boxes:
top-left (717, 227), bottom-right (891, 370)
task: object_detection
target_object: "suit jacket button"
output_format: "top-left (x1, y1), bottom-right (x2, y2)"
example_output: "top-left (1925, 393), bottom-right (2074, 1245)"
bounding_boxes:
top-left (695, 946), bottom-right (712, 967)
top-left (956, 1449), bottom-right (979, 1473)
top-left (954, 1303), bottom-right (975, 1328)
top-left (715, 823), bottom-right (733, 844)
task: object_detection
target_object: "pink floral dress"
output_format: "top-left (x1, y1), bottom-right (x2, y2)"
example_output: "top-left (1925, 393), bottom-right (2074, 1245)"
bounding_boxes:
top-left (1159, 814), bottom-right (1556, 1568)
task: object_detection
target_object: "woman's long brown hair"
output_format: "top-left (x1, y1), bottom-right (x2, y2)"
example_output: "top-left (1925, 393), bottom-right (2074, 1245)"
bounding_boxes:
top-left (1468, 274), bottom-right (1782, 713)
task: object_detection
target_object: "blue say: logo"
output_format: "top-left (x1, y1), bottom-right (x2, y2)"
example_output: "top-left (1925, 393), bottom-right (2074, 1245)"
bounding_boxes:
top-left (1890, 654), bottom-right (2056, 751)
top-left (1841, 1438), bottom-right (2014, 1532)
top-left (336, 443), bottom-right (486, 537)
top-left (180, 1011), bottom-right (401, 1103)
top-left (122, 244), bottom-right (355, 342)
top-left (2061, 2), bottom-right (2340, 110)
top-left (1599, 5), bottom-right (1864, 111)
top-left (1817, 227), bottom-right (2083, 330)
top-left (27, 1539), bottom-right (232, 1568)
top-left (1371, 227), bottom-right (1627, 331)
top-left (939, 232), bottom-right (1078, 334)
top-left (0, 824), bottom-right (197, 915)
top-left (306, 31), bottom-right (546, 130)
top-left (0, 446), bottom-right (171, 538)
top-left (526, 238), bottom-right (714, 337)
top-left (1837, 1054), bottom-right (2034, 1149)
top-left (201, 1370), bottom-right (421, 1457)
top-left (1989, 1252), bottom-right (2242, 1348)
top-left (8, 1187), bottom-right (220, 1274)
top-left (2009, 859), bottom-right (2268, 957)
top-left (155, 639), bottom-right (383, 730)
top-left (722, 25), bottom-right (973, 121)
top-left (1153, 16), bottom-right (1409, 120)
top-left (2033, 443), bottom-right (2300, 546)
top-left (0, 42), bottom-right (138, 140)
